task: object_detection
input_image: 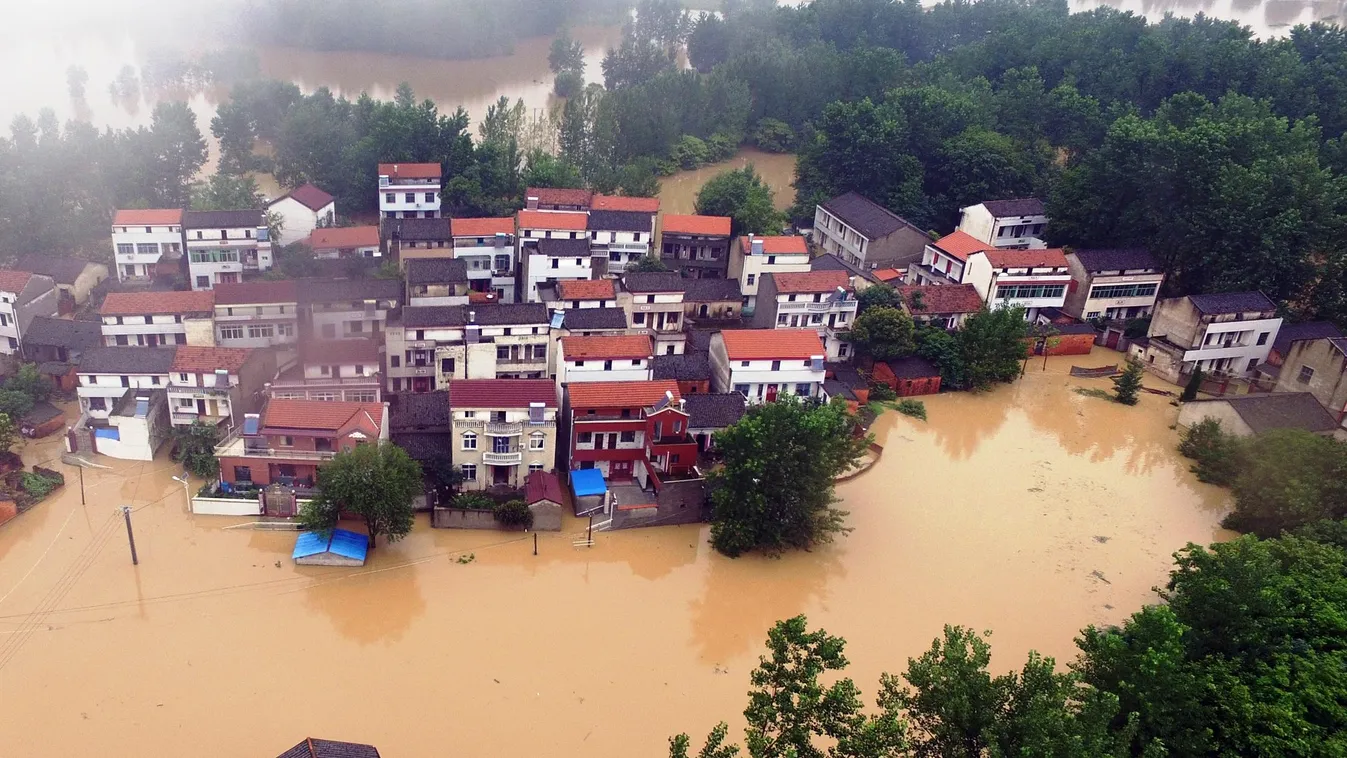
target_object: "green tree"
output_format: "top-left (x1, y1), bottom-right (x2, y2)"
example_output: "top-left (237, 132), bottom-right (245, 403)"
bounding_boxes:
top-left (554, 70), bottom-right (585, 98)
top-left (628, 255), bottom-right (669, 273)
top-left (299, 442), bottom-right (422, 548)
top-left (211, 99), bottom-right (256, 174)
top-left (66, 66), bottom-right (89, 100)
top-left (523, 149), bottom-right (584, 189)
top-left (751, 118), bottom-right (796, 153)
top-left (191, 172), bottom-right (263, 210)
top-left (958, 306), bottom-right (1030, 390)
top-left (4, 364), bottom-right (52, 403)
top-left (1225, 429), bottom-right (1347, 536)
top-left (0, 390), bottom-right (34, 421)
top-left (848, 306), bottom-right (915, 360)
top-left (548, 31), bottom-right (585, 76)
top-left (915, 327), bottom-right (969, 390)
top-left (0, 413), bottom-right (18, 454)
top-left (1111, 359), bottom-right (1144, 405)
top-left (602, 38), bottom-right (675, 91)
top-left (146, 101), bottom-right (208, 207)
top-left (1180, 366), bottom-right (1204, 402)
top-left (695, 166), bottom-right (783, 237)
top-left (709, 396), bottom-right (868, 557)
top-left (172, 420), bottom-right (221, 478)
top-left (857, 284), bottom-right (902, 313)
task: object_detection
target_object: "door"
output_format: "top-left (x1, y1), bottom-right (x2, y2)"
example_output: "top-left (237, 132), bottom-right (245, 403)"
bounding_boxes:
top-left (196, 399), bottom-right (206, 415)
top-left (699, 305), bottom-right (708, 318)
top-left (611, 461), bottom-right (632, 479)
top-left (595, 434), bottom-right (605, 450)
top-left (765, 384), bottom-right (778, 402)
top-left (493, 465), bottom-right (512, 486)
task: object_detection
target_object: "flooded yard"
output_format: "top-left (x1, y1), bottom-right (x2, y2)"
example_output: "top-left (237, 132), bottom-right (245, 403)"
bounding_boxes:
top-left (0, 349), bottom-right (1229, 756)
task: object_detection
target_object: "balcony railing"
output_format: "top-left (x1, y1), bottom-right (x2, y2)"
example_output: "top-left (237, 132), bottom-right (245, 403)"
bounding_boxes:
top-left (497, 356), bottom-right (546, 365)
top-left (460, 419), bottom-right (555, 431)
top-left (214, 432), bottom-right (339, 461)
top-left (482, 451), bottom-right (522, 465)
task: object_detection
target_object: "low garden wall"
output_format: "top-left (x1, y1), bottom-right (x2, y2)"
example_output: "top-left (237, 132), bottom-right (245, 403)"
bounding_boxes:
top-left (431, 507), bottom-right (499, 530)
top-left (191, 496), bottom-right (263, 516)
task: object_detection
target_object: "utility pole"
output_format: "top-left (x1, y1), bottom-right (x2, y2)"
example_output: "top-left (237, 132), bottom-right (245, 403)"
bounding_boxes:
top-left (533, 532), bottom-right (538, 556)
top-left (121, 506), bottom-right (138, 565)
top-left (78, 465), bottom-right (85, 506)
top-left (587, 514), bottom-right (593, 547)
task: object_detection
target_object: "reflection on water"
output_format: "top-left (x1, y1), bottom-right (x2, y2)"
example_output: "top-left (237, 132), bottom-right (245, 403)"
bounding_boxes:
top-left (658, 149), bottom-right (798, 216)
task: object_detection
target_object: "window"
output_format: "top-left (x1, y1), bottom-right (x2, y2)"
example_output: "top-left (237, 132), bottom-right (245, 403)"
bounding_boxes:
top-left (746, 274), bottom-right (755, 286)
top-left (578, 431), bottom-right (593, 444)
top-left (347, 391), bottom-right (377, 403)
top-left (667, 313), bottom-right (679, 325)
top-left (496, 345), bottom-right (510, 360)
top-left (787, 294), bottom-right (797, 302)
top-left (770, 360), bottom-right (781, 371)
top-left (777, 314), bottom-right (788, 326)
top-left (425, 192), bottom-right (435, 203)
top-left (1298, 365), bottom-right (1315, 383)
top-left (671, 454), bottom-right (680, 464)
top-left (320, 366), bottom-right (332, 376)
top-left (233, 466), bottom-right (251, 483)
top-left (1087, 283), bottom-right (1159, 300)
top-left (619, 431), bottom-right (636, 443)
top-left (462, 432), bottom-right (477, 450)
top-left (1085, 311), bottom-right (1101, 319)
top-left (196, 276), bottom-right (210, 288)
top-left (247, 324), bottom-right (274, 339)
top-left (405, 192), bottom-right (415, 203)
top-left (1247, 358), bottom-right (1259, 372)
top-left (633, 313), bottom-right (645, 325)
top-left (646, 295), bottom-right (656, 304)
top-left (135, 243), bottom-right (157, 254)
top-left (461, 464), bottom-right (477, 481)
top-left (177, 372), bottom-right (189, 382)
top-left (280, 436), bottom-right (294, 446)
top-left (529, 463), bottom-right (544, 472)
top-left (116, 243), bottom-right (134, 255)
top-left (385, 192), bottom-right (394, 204)
top-left (1256, 332), bottom-right (1269, 346)
top-left (390, 356), bottom-right (401, 368)
top-left (529, 432), bottom-right (546, 450)
top-left (88, 396), bottom-right (106, 411)
top-left (551, 259), bottom-right (559, 269)
top-left (993, 284), bottom-right (1067, 300)
top-left (493, 436), bottom-right (511, 454)
top-left (796, 383), bottom-right (812, 395)
top-left (463, 411), bottom-right (476, 418)
top-left (220, 326), bottom-right (244, 340)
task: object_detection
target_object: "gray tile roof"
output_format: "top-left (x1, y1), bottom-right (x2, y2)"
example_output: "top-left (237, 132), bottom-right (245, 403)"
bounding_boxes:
top-left (622, 272), bottom-right (685, 293)
top-left (1272, 321), bottom-right (1343, 356)
top-left (1070, 248), bottom-right (1160, 273)
top-left (1202, 393), bottom-right (1340, 435)
top-left (299, 278), bottom-right (402, 304)
top-left (406, 257), bottom-right (467, 285)
top-left (389, 391), bottom-right (451, 431)
top-left (387, 217), bottom-right (452, 241)
top-left (652, 352), bottom-right (711, 381)
top-left (684, 392), bottom-right (746, 429)
top-left (535, 238), bottom-right (591, 257)
top-left (810, 252), bottom-right (878, 283)
top-left (561, 308), bottom-right (628, 330)
top-left (402, 303), bottom-right (549, 328)
top-left (14, 255), bottom-right (98, 285)
top-left (184, 209), bottom-right (263, 228)
top-left (23, 316), bottom-right (102, 349)
top-left (78, 347), bottom-right (177, 374)
top-left (820, 192), bottom-right (922, 240)
top-left (390, 432), bottom-right (452, 462)
top-left (681, 278), bottom-right (741, 302)
top-left (587, 209), bottom-right (653, 233)
top-left (884, 355), bottom-right (941, 378)
top-left (1188, 291), bottom-right (1276, 315)
top-left (275, 738), bottom-right (382, 758)
top-left (980, 198), bottom-right (1045, 217)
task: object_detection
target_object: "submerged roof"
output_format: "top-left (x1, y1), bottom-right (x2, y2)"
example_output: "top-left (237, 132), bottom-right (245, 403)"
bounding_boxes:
top-left (292, 529), bottom-right (369, 562)
top-left (276, 737), bottom-right (382, 758)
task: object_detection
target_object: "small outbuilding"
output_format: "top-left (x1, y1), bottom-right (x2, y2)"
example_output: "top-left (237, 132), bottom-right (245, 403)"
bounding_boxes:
top-left (569, 468), bottom-right (608, 516)
top-left (1177, 392), bottom-right (1345, 439)
top-left (276, 737), bottom-right (381, 758)
top-left (20, 402), bottom-right (66, 438)
top-left (293, 529), bottom-right (370, 567)
top-left (873, 356), bottom-right (942, 397)
top-left (524, 470), bottom-right (564, 531)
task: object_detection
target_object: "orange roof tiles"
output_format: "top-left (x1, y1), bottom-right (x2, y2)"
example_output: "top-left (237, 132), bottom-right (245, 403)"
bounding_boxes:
top-left (308, 226), bottom-right (380, 249)
top-left (113, 209), bottom-right (183, 226)
top-left (378, 163), bottom-right (441, 180)
top-left (591, 195), bottom-right (660, 212)
top-left (449, 379), bottom-right (558, 408)
top-left (263, 399), bottom-right (385, 432)
top-left (896, 284), bottom-right (985, 314)
top-left (929, 230), bottom-right (989, 262)
top-left (567, 380), bottom-right (681, 409)
top-left (663, 214), bottom-right (732, 236)
top-left (874, 269), bottom-right (904, 282)
top-left (981, 248), bottom-right (1069, 269)
top-left (451, 217), bottom-right (515, 238)
top-left (556, 279), bottom-right (616, 301)
top-left (737, 235), bottom-right (808, 254)
top-left (772, 270), bottom-right (850, 294)
top-left (0, 270), bottom-right (33, 294)
top-left (720, 329), bottom-right (825, 360)
top-left (171, 346), bottom-right (253, 373)
top-left (517, 210), bottom-right (588, 231)
top-left (561, 334), bottom-right (653, 360)
top-left (213, 280), bottom-right (298, 305)
top-left (100, 290), bottom-right (214, 316)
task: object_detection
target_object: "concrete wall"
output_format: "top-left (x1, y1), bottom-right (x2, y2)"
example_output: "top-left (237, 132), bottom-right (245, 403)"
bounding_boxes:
top-left (1175, 401), bottom-right (1255, 437)
top-left (530, 499), bottom-right (562, 531)
top-left (431, 507), bottom-right (499, 529)
top-left (1276, 338), bottom-right (1347, 422)
top-left (191, 496), bottom-right (262, 516)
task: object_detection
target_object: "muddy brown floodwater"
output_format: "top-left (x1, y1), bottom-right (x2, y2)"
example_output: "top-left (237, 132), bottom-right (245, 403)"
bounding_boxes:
top-left (0, 349), bottom-right (1231, 757)
top-left (657, 149), bottom-right (798, 216)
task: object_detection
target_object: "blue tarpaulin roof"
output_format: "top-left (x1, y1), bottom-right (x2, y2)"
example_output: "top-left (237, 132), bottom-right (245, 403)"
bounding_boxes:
top-left (570, 468), bottom-right (608, 498)
top-left (293, 528), bottom-right (369, 562)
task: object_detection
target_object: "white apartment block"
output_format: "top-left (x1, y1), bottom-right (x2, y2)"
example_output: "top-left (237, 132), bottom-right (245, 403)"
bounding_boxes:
top-left (213, 281), bottom-right (300, 348)
top-left (448, 379), bottom-right (559, 491)
top-left (751, 271), bottom-right (858, 362)
top-left (451, 218), bottom-right (517, 303)
top-left (183, 209), bottom-right (273, 290)
top-left (0, 271), bottom-right (58, 355)
top-left (111, 209), bottom-right (184, 281)
top-left (387, 304), bottom-right (552, 393)
top-left (963, 248), bottom-right (1071, 322)
top-left (1063, 248), bottom-right (1165, 321)
top-left (378, 162), bottom-right (442, 219)
top-left (555, 335), bottom-right (654, 386)
top-left (518, 210), bottom-right (592, 303)
top-left (1142, 292), bottom-right (1282, 383)
top-left (728, 235), bottom-right (812, 314)
top-left (710, 329), bottom-right (827, 404)
top-left (75, 347), bottom-right (175, 419)
top-left (587, 210), bottom-right (654, 276)
top-left (619, 272), bottom-right (687, 356)
top-left (958, 198), bottom-right (1048, 250)
top-left (905, 230), bottom-right (986, 286)
top-left (267, 183), bottom-right (335, 247)
top-left (99, 291), bottom-right (215, 348)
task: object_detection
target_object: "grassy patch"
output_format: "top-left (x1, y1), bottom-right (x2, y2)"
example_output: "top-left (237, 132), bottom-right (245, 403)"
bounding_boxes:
top-left (1074, 387), bottom-right (1115, 402)
top-left (895, 399), bottom-right (927, 421)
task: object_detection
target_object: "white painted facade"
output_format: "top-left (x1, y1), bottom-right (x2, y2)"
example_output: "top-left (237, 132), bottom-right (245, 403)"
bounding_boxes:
top-left (379, 173), bottom-right (441, 219)
top-left (112, 224), bottom-right (183, 281)
top-left (1182, 317), bottom-right (1283, 374)
top-left (907, 243), bottom-right (967, 286)
top-left (77, 371), bottom-right (169, 418)
top-left (167, 370), bottom-right (238, 428)
top-left (768, 295), bottom-right (858, 362)
top-left (215, 302), bottom-right (299, 348)
top-left (734, 241), bottom-right (811, 313)
top-left (101, 314), bottom-right (202, 347)
top-left (623, 291), bottom-right (685, 355)
top-left (556, 355), bottom-right (651, 385)
top-left (958, 203), bottom-right (1048, 250)
top-left (811, 205), bottom-right (870, 268)
top-left (590, 228), bottom-right (651, 275)
top-left (268, 195), bottom-right (335, 247)
top-left (454, 234), bottom-right (517, 303)
top-left (1077, 274), bottom-right (1165, 320)
top-left (389, 321), bottom-right (551, 390)
top-left (709, 339), bottom-right (826, 404)
top-left (185, 225), bottom-right (273, 290)
top-left (963, 252), bottom-right (1069, 321)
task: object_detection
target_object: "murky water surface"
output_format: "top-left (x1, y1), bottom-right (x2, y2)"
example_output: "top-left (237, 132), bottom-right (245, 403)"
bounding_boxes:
top-left (0, 352), bottom-right (1230, 756)
top-left (658, 149), bottom-right (799, 216)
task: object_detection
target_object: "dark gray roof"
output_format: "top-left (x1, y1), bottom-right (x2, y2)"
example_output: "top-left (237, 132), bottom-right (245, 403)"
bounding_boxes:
top-left (14, 255), bottom-right (97, 285)
top-left (810, 252), bottom-right (878, 283)
top-left (276, 738), bottom-right (382, 758)
top-left (1199, 393), bottom-right (1340, 435)
top-left (78, 347), bottom-right (177, 374)
top-left (390, 432), bottom-right (452, 461)
top-left (389, 391), bottom-right (451, 431)
top-left (684, 392), bottom-right (746, 429)
top-left (535, 238), bottom-right (590, 257)
top-left (820, 192), bottom-right (921, 240)
top-left (587, 209), bottom-right (653, 233)
top-left (37, 361), bottom-right (72, 376)
top-left (23, 316), bottom-right (102, 349)
top-left (1272, 321), bottom-right (1343, 356)
top-left (622, 272), bottom-right (685, 293)
top-left (1071, 248), bottom-right (1160, 273)
top-left (652, 352), bottom-right (711, 381)
top-left (402, 303), bottom-right (549, 328)
top-left (1188, 291), bottom-right (1276, 315)
top-left (387, 217), bottom-right (451, 241)
top-left (299, 278), bottom-right (402, 304)
top-left (406, 258), bottom-right (467, 285)
top-left (22, 401), bottom-right (64, 425)
top-left (681, 278), bottom-right (741, 302)
top-left (687, 329), bottom-right (716, 353)
top-left (884, 355), bottom-right (941, 378)
top-left (561, 308), bottom-right (628, 330)
top-left (824, 379), bottom-right (857, 401)
top-left (183, 209), bottom-right (263, 228)
top-left (980, 198), bottom-right (1045, 217)
top-left (828, 363), bottom-right (867, 390)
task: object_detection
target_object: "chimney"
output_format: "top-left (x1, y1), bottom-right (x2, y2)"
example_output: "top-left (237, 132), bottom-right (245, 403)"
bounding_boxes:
top-left (526, 195), bottom-right (539, 211)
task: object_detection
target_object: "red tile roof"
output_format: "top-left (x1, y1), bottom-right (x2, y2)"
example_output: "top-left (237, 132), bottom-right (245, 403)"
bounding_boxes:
top-left (467, 291), bottom-right (498, 304)
top-left (0, 270), bottom-right (33, 294)
top-left (561, 334), bottom-right (653, 360)
top-left (772, 270), bottom-right (850, 294)
top-left (719, 329), bottom-right (825, 360)
top-left (524, 470), bottom-right (564, 505)
top-left (896, 284), bottom-right (985, 314)
top-left (263, 399), bottom-right (385, 432)
top-left (556, 279), bottom-right (616, 301)
top-left (874, 269), bottom-right (904, 282)
top-left (449, 379), bottom-right (558, 408)
top-left (517, 210), bottom-right (588, 231)
top-left (451, 217), bottom-right (515, 238)
top-left (526, 187), bottom-right (593, 206)
top-left (590, 195), bottom-right (660, 212)
top-left (737, 235), bottom-right (808, 254)
top-left (113, 209), bottom-right (183, 226)
top-left (378, 163), bottom-right (441, 180)
top-left (308, 226), bottom-right (380, 249)
top-left (281, 184), bottom-right (334, 212)
top-left (929, 230), bottom-right (988, 262)
top-left (981, 248), bottom-right (1068, 269)
top-left (171, 346), bottom-right (253, 373)
top-left (213, 280), bottom-right (299, 305)
top-left (663, 214), bottom-right (732, 236)
top-left (567, 380), bottom-right (680, 409)
top-left (100, 290), bottom-right (214, 316)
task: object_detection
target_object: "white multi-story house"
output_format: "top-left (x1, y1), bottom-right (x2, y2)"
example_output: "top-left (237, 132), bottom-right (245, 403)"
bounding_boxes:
top-left (73, 347), bottom-right (176, 461)
top-left (710, 329), bottom-right (827, 403)
top-left (307, 226), bottom-right (380, 259)
top-left (1063, 248), bottom-right (1165, 321)
top-left (268, 338), bottom-right (383, 403)
top-left (99, 291), bottom-right (216, 347)
top-left (386, 303), bottom-right (551, 393)
top-left (267, 184), bottom-right (335, 246)
top-left (751, 271), bottom-right (858, 362)
top-left (728, 235), bottom-right (812, 314)
top-left (111, 209), bottom-right (184, 281)
top-left (519, 210), bottom-right (591, 303)
top-left (905, 230), bottom-right (986, 286)
top-left (378, 163), bottom-right (442, 219)
top-left (556, 334), bottom-right (654, 386)
top-left (811, 192), bottom-right (930, 272)
top-left (167, 346), bottom-right (273, 428)
top-left (301, 279), bottom-right (402, 341)
top-left (958, 198), bottom-right (1048, 250)
top-left (213, 281), bottom-right (301, 348)
top-left (1141, 292), bottom-right (1282, 383)
top-left (450, 217), bottom-right (517, 303)
top-left (183, 210), bottom-right (273, 290)
top-left (619, 272), bottom-right (686, 356)
top-left (587, 209), bottom-right (654, 276)
top-left (962, 248), bottom-right (1071, 322)
top-left (0, 270), bottom-right (58, 355)
top-left (448, 379), bottom-right (559, 490)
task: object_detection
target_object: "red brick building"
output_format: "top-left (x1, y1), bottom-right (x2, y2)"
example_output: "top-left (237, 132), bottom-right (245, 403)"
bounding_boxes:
top-left (873, 356), bottom-right (943, 397)
top-left (564, 380), bottom-right (698, 487)
top-left (216, 399), bottom-right (388, 489)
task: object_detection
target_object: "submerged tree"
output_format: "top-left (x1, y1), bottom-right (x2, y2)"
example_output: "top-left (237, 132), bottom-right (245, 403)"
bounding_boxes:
top-left (300, 442), bottom-right (422, 548)
top-left (172, 420), bottom-right (222, 478)
top-left (695, 166), bottom-right (783, 237)
top-left (1112, 358), bottom-right (1144, 405)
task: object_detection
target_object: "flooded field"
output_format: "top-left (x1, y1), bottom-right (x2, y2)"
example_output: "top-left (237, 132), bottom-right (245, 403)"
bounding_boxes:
top-left (0, 350), bottom-right (1230, 756)
top-left (657, 149), bottom-right (799, 216)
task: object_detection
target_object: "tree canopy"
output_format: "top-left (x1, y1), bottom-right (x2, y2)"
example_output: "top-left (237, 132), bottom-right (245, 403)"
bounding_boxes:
top-left (848, 306), bottom-right (916, 361)
top-left (694, 166), bottom-right (783, 237)
top-left (300, 442), bottom-right (423, 548)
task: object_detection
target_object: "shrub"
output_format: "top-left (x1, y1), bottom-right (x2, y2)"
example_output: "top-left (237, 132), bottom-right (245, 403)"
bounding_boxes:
top-left (895, 399), bottom-right (927, 421)
top-left (21, 472), bottom-right (58, 500)
top-left (868, 382), bottom-right (897, 402)
top-left (493, 499), bottom-right (534, 530)
top-left (672, 135), bottom-right (709, 170)
top-left (1225, 429), bottom-right (1347, 537)
top-left (1180, 368), bottom-right (1204, 402)
top-left (752, 118), bottom-right (796, 152)
top-left (1178, 418), bottom-right (1244, 486)
top-left (451, 492), bottom-right (495, 511)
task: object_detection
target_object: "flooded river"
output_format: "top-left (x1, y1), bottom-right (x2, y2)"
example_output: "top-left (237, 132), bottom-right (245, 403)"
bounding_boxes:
top-left (0, 351), bottom-right (1231, 756)
top-left (658, 149), bottom-right (799, 215)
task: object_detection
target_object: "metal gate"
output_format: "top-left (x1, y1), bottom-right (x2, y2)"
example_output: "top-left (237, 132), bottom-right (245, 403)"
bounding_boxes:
top-left (263, 485), bottom-right (297, 517)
